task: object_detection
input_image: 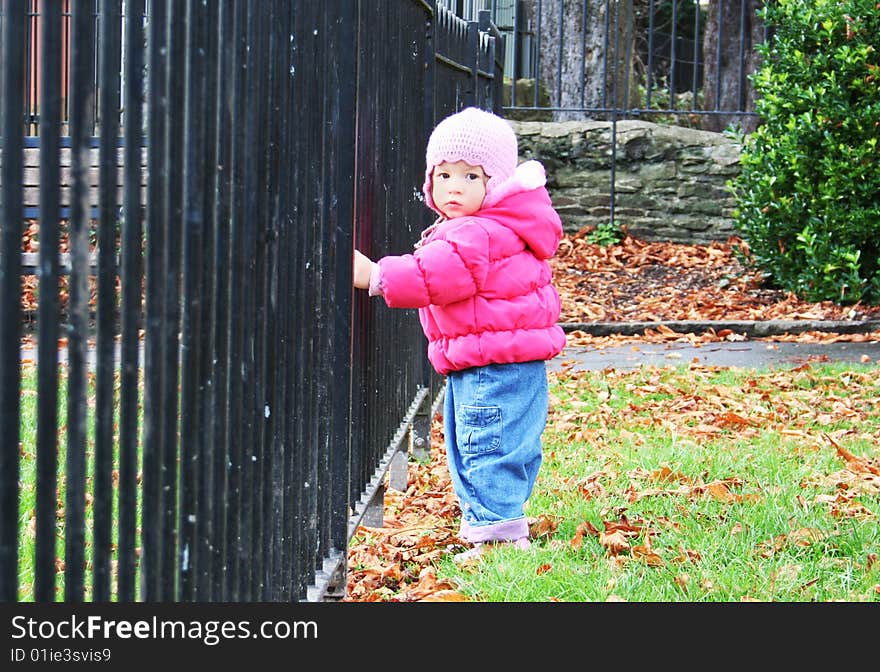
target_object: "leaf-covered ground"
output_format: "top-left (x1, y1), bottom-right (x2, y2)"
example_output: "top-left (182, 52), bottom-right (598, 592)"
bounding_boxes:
top-left (552, 230), bottom-right (880, 326)
top-left (344, 232), bottom-right (880, 602)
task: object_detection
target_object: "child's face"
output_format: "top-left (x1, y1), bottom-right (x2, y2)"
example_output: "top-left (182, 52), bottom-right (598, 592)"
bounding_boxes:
top-left (431, 160), bottom-right (488, 219)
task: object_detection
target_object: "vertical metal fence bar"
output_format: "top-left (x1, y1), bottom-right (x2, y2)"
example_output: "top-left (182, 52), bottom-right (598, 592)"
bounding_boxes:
top-left (159, 1), bottom-right (185, 601)
top-left (608, 0), bottom-right (620, 226)
top-left (92, 0), bottom-right (122, 603)
top-left (266, 0), bottom-right (292, 601)
top-left (601, 0), bottom-right (610, 110)
top-left (466, 16), bottom-right (478, 106)
top-left (225, 0), bottom-right (248, 601)
top-left (579, 0), bottom-right (587, 109)
top-left (258, 0), bottom-right (276, 598)
top-left (285, 0), bottom-right (306, 599)
top-left (622, 0), bottom-right (634, 113)
top-left (326, 0), bottom-right (357, 576)
top-left (64, 0), bottom-right (96, 603)
top-left (117, 0), bottom-right (144, 603)
top-left (691, 0), bottom-right (701, 106)
top-left (554, 0), bottom-right (563, 108)
top-left (302, 0), bottom-right (321, 590)
top-left (211, 0), bottom-right (234, 602)
top-left (668, 0), bottom-right (678, 109)
top-left (715, 0), bottom-right (724, 111)
top-left (178, 0), bottom-right (207, 602)
top-left (0, 0), bottom-right (26, 603)
top-left (510, 0), bottom-right (518, 105)
top-left (738, 0), bottom-right (747, 111)
top-left (34, 0), bottom-right (63, 604)
top-left (424, 2), bottom-right (435, 183)
top-left (646, 0), bottom-right (656, 109)
top-left (141, 0), bottom-right (167, 603)
top-left (25, 1), bottom-right (38, 134)
top-left (61, 1), bottom-right (71, 134)
top-left (194, 0), bottom-right (219, 604)
top-left (261, 2), bottom-right (278, 599)
top-left (315, 0), bottom-right (330, 582)
top-left (277, 19), bottom-right (296, 593)
top-left (250, 0), bottom-right (271, 601)
top-left (263, 0), bottom-right (291, 600)
top-left (350, 0), bottom-right (371, 564)
top-left (234, 2), bottom-right (260, 602)
top-left (533, 0), bottom-right (542, 107)
top-left (614, 0), bottom-right (632, 116)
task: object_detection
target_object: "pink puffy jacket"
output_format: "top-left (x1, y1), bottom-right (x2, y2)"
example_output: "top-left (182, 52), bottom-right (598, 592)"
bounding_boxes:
top-left (375, 160), bottom-right (567, 375)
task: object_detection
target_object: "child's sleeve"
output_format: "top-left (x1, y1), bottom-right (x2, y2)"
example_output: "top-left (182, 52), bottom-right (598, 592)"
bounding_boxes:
top-left (367, 262), bottom-right (383, 297)
top-left (377, 227), bottom-right (489, 309)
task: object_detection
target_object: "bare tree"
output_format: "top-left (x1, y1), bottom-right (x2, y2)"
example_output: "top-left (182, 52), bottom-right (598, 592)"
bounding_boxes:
top-left (701, 0), bottom-right (764, 133)
top-left (525, 0), bottom-right (638, 121)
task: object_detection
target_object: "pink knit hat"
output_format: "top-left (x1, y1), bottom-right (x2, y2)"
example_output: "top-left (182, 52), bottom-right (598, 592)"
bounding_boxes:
top-left (423, 107), bottom-right (519, 214)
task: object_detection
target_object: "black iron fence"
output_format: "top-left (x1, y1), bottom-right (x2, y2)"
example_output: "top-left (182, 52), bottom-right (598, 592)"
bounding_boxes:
top-left (469, 0), bottom-right (767, 129)
top-left (0, 0), bottom-right (503, 602)
top-left (449, 0), bottom-right (770, 230)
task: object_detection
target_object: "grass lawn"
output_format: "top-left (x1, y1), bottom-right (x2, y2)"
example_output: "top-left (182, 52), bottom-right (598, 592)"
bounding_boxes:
top-left (438, 362), bottom-right (880, 602)
top-left (16, 359), bottom-right (880, 602)
top-left (17, 362), bottom-right (140, 602)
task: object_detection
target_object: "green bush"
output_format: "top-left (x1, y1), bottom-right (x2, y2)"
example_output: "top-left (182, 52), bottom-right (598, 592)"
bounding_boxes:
top-left (730, 0), bottom-right (880, 305)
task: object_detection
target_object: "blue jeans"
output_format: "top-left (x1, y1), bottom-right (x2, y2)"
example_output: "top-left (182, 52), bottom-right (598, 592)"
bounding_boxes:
top-left (443, 360), bottom-right (548, 543)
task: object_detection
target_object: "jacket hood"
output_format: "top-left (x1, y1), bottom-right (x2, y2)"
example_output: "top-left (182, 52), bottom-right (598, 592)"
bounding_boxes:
top-left (476, 160), bottom-right (562, 260)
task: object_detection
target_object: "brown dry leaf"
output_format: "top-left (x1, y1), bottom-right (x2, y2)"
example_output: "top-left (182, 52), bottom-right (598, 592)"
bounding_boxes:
top-left (787, 528), bottom-right (824, 546)
top-left (651, 466), bottom-right (688, 484)
top-left (599, 529), bottom-right (631, 556)
top-left (571, 520), bottom-right (599, 550)
top-left (719, 411), bottom-right (754, 427)
top-left (632, 545), bottom-right (664, 567)
top-left (706, 482), bottom-right (735, 502)
top-left (529, 514), bottom-right (562, 540)
top-left (830, 439), bottom-right (880, 476)
top-left (536, 563), bottom-right (552, 575)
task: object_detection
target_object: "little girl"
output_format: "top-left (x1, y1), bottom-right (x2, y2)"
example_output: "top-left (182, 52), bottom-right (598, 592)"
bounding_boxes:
top-left (353, 107), bottom-right (566, 561)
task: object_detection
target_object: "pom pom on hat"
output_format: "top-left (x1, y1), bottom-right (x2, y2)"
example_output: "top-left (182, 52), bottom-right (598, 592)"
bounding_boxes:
top-left (423, 107), bottom-right (519, 214)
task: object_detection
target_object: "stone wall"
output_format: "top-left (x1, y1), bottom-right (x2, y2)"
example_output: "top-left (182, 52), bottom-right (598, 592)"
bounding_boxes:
top-left (510, 119), bottom-right (743, 244)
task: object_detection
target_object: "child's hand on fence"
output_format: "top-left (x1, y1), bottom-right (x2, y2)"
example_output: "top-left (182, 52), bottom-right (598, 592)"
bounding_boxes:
top-left (353, 249), bottom-right (374, 289)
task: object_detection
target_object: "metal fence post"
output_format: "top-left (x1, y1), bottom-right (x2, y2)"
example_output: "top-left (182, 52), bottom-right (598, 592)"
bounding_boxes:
top-left (411, 387), bottom-right (432, 462)
top-left (0, 0), bottom-right (26, 603)
top-left (466, 17), bottom-right (478, 106)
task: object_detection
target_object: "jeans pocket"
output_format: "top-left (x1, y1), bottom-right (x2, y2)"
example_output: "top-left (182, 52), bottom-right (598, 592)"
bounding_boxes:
top-left (458, 405), bottom-right (502, 455)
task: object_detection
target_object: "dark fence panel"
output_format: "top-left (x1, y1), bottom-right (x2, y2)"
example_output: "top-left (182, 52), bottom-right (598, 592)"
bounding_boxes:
top-left (433, 6), bottom-right (503, 117)
top-left (0, 0), bottom-right (502, 602)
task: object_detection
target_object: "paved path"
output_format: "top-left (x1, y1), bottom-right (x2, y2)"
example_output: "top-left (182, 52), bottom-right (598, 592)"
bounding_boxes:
top-left (20, 331), bottom-right (880, 373)
top-left (549, 339), bottom-right (880, 373)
